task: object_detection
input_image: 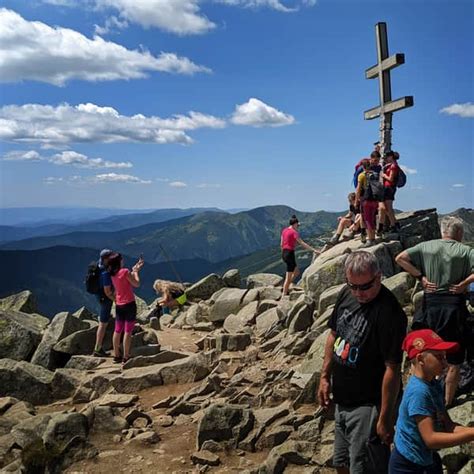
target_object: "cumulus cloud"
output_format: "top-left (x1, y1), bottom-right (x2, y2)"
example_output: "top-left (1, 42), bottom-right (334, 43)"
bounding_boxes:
top-left (44, 173), bottom-right (151, 185)
top-left (400, 165), bottom-right (417, 175)
top-left (96, 0), bottom-right (215, 35)
top-left (94, 15), bottom-right (129, 35)
top-left (3, 149), bottom-right (132, 169)
top-left (231, 98), bottom-right (295, 127)
top-left (169, 181), bottom-right (188, 188)
top-left (0, 8), bottom-right (210, 86)
top-left (0, 102), bottom-right (225, 146)
top-left (440, 103), bottom-right (474, 118)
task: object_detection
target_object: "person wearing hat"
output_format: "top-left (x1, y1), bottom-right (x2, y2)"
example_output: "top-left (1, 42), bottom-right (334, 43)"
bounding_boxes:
top-left (389, 329), bottom-right (474, 474)
top-left (93, 248), bottom-right (115, 357)
top-left (280, 214), bottom-right (320, 297)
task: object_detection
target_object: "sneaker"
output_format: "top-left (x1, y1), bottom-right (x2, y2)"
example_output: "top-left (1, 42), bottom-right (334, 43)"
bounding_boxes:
top-left (113, 356), bottom-right (122, 364)
top-left (93, 348), bottom-right (109, 357)
top-left (360, 233), bottom-right (367, 244)
top-left (362, 240), bottom-right (375, 248)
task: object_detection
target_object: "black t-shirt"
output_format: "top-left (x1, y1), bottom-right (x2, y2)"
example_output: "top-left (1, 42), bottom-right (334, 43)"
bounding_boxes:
top-left (328, 285), bottom-right (407, 407)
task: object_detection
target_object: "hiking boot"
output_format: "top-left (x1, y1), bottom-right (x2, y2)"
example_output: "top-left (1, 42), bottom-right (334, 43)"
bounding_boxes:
top-left (93, 348), bottom-right (109, 357)
top-left (388, 226), bottom-right (398, 233)
top-left (360, 232), bottom-right (367, 244)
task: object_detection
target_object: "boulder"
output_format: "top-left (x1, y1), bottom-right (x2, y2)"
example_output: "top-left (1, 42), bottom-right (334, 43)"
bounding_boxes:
top-left (288, 302), bottom-right (314, 335)
top-left (207, 288), bottom-right (248, 322)
top-left (187, 274), bottom-right (225, 301)
top-left (31, 312), bottom-right (89, 370)
top-left (191, 450), bottom-right (220, 466)
top-left (51, 369), bottom-right (85, 400)
top-left (256, 307), bottom-right (285, 337)
top-left (122, 350), bottom-right (189, 370)
top-left (222, 269), bottom-right (241, 288)
top-left (89, 406), bottom-right (129, 432)
top-left (247, 273), bottom-right (283, 289)
top-left (257, 286), bottom-right (283, 301)
top-left (72, 307), bottom-right (97, 322)
top-left (223, 301), bottom-right (259, 333)
top-left (256, 425), bottom-right (292, 450)
top-left (64, 355), bottom-right (105, 371)
top-left (382, 272), bottom-right (416, 306)
top-left (0, 310), bottom-right (44, 361)
top-left (0, 290), bottom-right (38, 314)
top-left (396, 209), bottom-right (441, 248)
top-left (0, 359), bottom-right (54, 405)
top-left (297, 329), bottom-right (331, 376)
top-left (318, 283), bottom-right (345, 315)
top-left (184, 303), bottom-right (210, 326)
top-left (215, 334), bottom-right (251, 352)
top-left (448, 401), bottom-right (473, 427)
top-left (197, 403), bottom-right (255, 449)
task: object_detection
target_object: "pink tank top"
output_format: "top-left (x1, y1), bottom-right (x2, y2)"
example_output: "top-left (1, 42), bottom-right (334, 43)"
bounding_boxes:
top-left (111, 268), bottom-right (135, 306)
top-left (281, 227), bottom-right (299, 250)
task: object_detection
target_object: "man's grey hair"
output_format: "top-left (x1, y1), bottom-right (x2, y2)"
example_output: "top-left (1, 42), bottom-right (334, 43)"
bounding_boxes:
top-left (440, 216), bottom-right (464, 239)
top-left (345, 251), bottom-right (380, 276)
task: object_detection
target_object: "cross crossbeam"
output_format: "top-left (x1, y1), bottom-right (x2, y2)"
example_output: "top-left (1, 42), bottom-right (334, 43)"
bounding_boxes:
top-left (364, 22), bottom-right (414, 155)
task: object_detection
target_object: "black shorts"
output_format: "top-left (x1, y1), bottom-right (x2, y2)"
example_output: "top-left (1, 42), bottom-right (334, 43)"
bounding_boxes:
top-left (282, 249), bottom-right (297, 272)
top-left (115, 301), bottom-right (137, 322)
top-left (383, 186), bottom-right (396, 201)
top-left (412, 294), bottom-right (468, 365)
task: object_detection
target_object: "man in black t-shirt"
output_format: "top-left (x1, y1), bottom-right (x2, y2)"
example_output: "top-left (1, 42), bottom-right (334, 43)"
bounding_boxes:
top-left (317, 251), bottom-right (407, 474)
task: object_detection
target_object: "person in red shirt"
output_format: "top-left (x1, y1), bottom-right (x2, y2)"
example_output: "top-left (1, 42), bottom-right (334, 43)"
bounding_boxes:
top-left (281, 215), bottom-right (320, 296)
top-left (379, 151), bottom-right (401, 235)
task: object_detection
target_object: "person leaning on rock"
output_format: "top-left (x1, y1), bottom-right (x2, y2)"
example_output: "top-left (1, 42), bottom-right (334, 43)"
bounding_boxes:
top-left (317, 251), bottom-right (408, 474)
top-left (395, 216), bottom-right (474, 407)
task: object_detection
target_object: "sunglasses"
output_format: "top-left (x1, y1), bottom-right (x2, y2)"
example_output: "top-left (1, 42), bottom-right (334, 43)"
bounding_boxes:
top-left (346, 275), bottom-right (377, 291)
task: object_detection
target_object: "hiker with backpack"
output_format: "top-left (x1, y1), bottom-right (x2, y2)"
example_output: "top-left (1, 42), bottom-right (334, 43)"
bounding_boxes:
top-left (355, 160), bottom-right (384, 247)
top-left (86, 248), bottom-right (115, 357)
top-left (378, 151), bottom-right (403, 236)
top-left (107, 252), bottom-right (144, 364)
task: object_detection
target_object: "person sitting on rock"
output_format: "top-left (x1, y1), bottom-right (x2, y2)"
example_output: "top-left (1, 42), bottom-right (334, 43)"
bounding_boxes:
top-left (107, 253), bottom-right (144, 364)
top-left (280, 215), bottom-right (320, 297)
top-left (389, 329), bottom-right (474, 474)
top-left (328, 193), bottom-right (361, 246)
top-left (318, 251), bottom-right (407, 474)
top-left (153, 279), bottom-right (186, 315)
top-left (395, 216), bottom-right (474, 407)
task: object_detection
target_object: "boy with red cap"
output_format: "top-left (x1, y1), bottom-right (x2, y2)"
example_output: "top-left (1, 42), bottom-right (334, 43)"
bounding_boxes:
top-left (389, 329), bottom-right (474, 473)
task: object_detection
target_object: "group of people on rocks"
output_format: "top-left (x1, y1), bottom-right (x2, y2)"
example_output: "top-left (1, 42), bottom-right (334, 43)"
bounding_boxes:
top-left (92, 250), bottom-right (184, 364)
top-left (328, 145), bottom-right (404, 248)
top-left (317, 216), bottom-right (474, 474)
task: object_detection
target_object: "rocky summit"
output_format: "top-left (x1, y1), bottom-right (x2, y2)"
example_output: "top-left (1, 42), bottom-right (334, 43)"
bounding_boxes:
top-left (0, 209), bottom-right (472, 473)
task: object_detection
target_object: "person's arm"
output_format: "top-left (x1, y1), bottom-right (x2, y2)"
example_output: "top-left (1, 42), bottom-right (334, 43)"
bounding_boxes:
top-left (449, 273), bottom-right (474, 294)
top-left (297, 238), bottom-right (320, 254)
top-left (127, 269), bottom-right (140, 288)
top-left (355, 175), bottom-right (363, 206)
top-left (395, 250), bottom-right (438, 293)
top-left (103, 285), bottom-right (114, 302)
top-left (317, 330), bottom-right (336, 408)
top-left (377, 362), bottom-right (402, 444)
top-left (416, 416), bottom-right (474, 449)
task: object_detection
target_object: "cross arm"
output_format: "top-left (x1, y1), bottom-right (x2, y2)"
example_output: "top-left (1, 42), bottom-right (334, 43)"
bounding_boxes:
top-left (365, 53), bottom-right (405, 79)
top-left (364, 96), bottom-right (414, 120)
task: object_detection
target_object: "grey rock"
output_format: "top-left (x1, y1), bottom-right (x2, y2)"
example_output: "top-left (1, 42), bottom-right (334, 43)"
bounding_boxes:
top-left (0, 290), bottom-right (38, 314)
top-left (297, 329), bottom-right (331, 376)
top-left (72, 307), bottom-right (97, 322)
top-left (216, 334), bottom-right (252, 352)
top-left (269, 439), bottom-right (317, 465)
top-left (125, 430), bottom-right (160, 445)
top-left (382, 272), bottom-right (416, 306)
top-left (0, 310), bottom-right (44, 361)
top-left (10, 413), bottom-right (52, 449)
top-left (223, 269), bottom-right (241, 288)
top-left (187, 274), bottom-right (225, 301)
top-left (288, 302), bottom-right (314, 334)
top-left (42, 412), bottom-right (89, 449)
top-left (191, 449), bottom-right (221, 466)
top-left (256, 425), bottom-right (292, 450)
top-left (53, 323), bottom-right (114, 356)
top-left (0, 397), bottom-right (19, 415)
top-left (65, 355), bottom-right (105, 371)
top-left (0, 359), bottom-right (54, 405)
top-left (257, 287), bottom-right (283, 301)
top-left (197, 403), bottom-right (255, 449)
top-left (89, 406), bottom-right (129, 432)
top-left (253, 403), bottom-right (290, 429)
top-left (256, 307), bottom-right (285, 337)
top-left (448, 401), bottom-right (473, 427)
top-left (94, 394), bottom-right (139, 408)
top-left (318, 283), bottom-right (345, 315)
top-left (123, 350), bottom-right (189, 370)
top-left (51, 368), bottom-right (85, 400)
top-left (293, 419), bottom-right (320, 442)
top-left (247, 273), bottom-right (283, 289)
top-left (31, 312), bottom-right (89, 369)
top-left (208, 288), bottom-right (248, 322)
top-left (131, 344), bottom-right (161, 357)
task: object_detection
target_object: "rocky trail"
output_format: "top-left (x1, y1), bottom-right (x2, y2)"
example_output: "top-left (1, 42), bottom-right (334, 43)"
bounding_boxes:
top-left (0, 209), bottom-right (473, 473)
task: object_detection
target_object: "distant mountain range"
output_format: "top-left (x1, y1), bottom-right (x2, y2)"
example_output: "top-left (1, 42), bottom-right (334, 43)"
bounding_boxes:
top-left (1, 205), bottom-right (343, 263)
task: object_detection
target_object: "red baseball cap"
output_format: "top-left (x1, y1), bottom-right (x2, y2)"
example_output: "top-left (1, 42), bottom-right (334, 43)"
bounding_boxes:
top-left (402, 329), bottom-right (459, 360)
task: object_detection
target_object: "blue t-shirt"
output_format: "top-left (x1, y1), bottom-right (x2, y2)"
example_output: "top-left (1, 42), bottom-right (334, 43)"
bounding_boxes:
top-left (98, 262), bottom-right (112, 289)
top-left (394, 375), bottom-right (445, 466)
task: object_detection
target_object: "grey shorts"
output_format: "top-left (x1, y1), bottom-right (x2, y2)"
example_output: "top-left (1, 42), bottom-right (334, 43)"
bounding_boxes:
top-left (334, 404), bottom-right (389, 474)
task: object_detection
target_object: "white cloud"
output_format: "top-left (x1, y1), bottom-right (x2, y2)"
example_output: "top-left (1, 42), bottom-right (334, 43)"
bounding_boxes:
top-left (0, 8), bottom-right (210, 86)
top-left (0, 102), bottom-right (225, 146)
top-left (197, 183), bottom-right (222, 188)
top-left (169, 181), bottom-right (188, 188)
top-left (217, 1), bottom-right (314, 13)
top-left (400, 165), bottom-right (417, 175)
top-left (440, 103), bottom-right (474, 118)
top-left (94, 15), bottom-right (129, 35)
top-left (451, 183), bottom-right (465, 188)
top-left (231, 98), bottom-right (295, 127)
top-left (44, 173), bottom-right (151, 185)
top-left (96, 0), bottom-right (216, 35)
top-left (3, 149), bottom-right (132, 169)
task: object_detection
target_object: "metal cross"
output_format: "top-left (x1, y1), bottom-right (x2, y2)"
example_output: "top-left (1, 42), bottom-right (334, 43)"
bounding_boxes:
top-left (364, 22), bottom-right (414, 156)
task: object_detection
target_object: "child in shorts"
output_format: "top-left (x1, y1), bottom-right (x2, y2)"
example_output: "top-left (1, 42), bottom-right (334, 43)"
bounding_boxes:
top-left (389, 329), bottom-right (474, 473)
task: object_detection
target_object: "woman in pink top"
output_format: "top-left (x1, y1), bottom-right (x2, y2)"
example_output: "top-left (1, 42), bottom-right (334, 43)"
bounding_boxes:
top-left (281, 215), bottom-right (320, 297)
top-left (107, 252), bottom-right (144, 363)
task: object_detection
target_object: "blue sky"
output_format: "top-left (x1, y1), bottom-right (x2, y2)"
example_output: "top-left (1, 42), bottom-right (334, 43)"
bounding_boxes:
top-left (0, 0), bottom-right (472, 214)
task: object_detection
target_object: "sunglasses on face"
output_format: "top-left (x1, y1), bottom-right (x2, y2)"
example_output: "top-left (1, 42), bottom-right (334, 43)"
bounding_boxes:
top-left (346, 275), bottom-right (377, 291)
